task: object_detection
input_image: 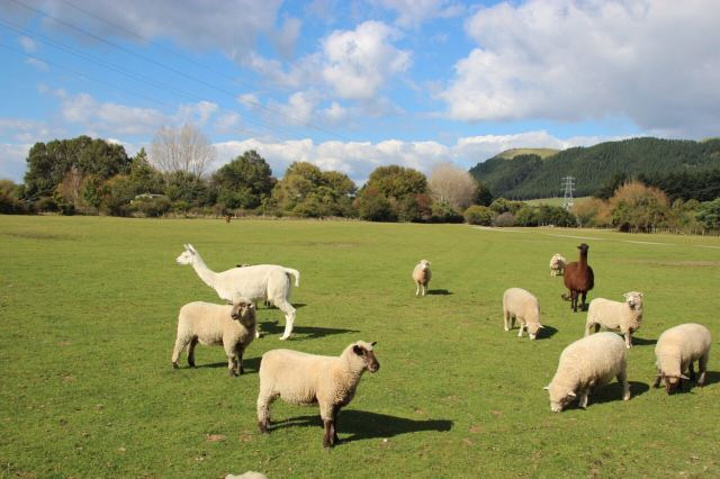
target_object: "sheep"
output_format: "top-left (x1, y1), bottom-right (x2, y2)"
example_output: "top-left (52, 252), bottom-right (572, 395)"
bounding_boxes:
top-left (171, 297), bottom-right (256, 376)
top-left (412, 260), bottom-right (432, 297)
top-left (562, 243), bottom-right (595, 312)
top-left (549, 253), bottom-right (566, 276)
top-left (257, 340), bottom-right (380, 449)
top-left (653, 323), bottom-right (711, 394)
top-left (585, 292), bottom-right (644, 348)
top-left (503, 287), bottom-right (544, 340)
top-left (176, 244), bottom-right (300, 340)
top-left (544, 332), bottom-right (630, 412)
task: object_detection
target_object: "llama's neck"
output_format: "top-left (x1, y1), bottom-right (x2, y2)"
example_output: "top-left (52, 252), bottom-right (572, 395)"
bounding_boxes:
top-left (578, 251), bottom-right (588, 268)
top-left (191, 254), bottom-right (218, 289)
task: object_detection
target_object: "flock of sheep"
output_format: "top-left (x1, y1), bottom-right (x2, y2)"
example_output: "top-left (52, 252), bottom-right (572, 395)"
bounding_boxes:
top-left (170, 241), bottom-right (712, 448)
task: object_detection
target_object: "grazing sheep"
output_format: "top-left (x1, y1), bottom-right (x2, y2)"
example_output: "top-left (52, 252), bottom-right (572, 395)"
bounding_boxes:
top-left (171, 297), bottom-right (256, 376)
top-left (257, 341), bottom-right (380, 449)
top-left (544, 332), bottom-right (630, 412)
top-left (585, 292), bottom-right (644, 348)
top-left (412, 260), bottom-right (432, 297)
top-left (653, 323), bottom-right (711, 394)
top-left (562, 243), bottom-right (595, 312)
top-left (503, 287), bottom-right (544, 340)
top-left (549, 253), bottom-right (566, 276)
top-left (176, 244), bottom-right (300, 340)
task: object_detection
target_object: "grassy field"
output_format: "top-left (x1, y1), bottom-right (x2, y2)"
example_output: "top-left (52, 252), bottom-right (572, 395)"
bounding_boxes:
top-left (1, 216), bottom-right (719, 478)
top-left (524, 197), bottom-right (591, 207)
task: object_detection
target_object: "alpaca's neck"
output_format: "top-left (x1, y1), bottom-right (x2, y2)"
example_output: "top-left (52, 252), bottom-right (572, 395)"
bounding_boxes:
top-left (578, 252), bottom-right (588, 267)
top-left (191, 254), bottom-right (218, 289)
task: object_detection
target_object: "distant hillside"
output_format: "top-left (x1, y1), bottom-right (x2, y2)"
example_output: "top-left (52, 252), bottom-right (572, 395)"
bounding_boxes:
top-left (469, 137), bottom-right (720, 200)
top-left (493, 148), bottom-right (559, 160)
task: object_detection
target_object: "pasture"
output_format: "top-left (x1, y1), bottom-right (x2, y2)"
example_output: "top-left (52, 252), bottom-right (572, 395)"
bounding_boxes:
top-left (1, 215), bottom-right (718, 478)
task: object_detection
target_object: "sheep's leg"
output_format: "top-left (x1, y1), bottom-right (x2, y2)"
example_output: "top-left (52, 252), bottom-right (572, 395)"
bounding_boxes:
top-left (223, 341), bottom-right (238, 376)
top-left (687, 363), bottom-right (696, 381)
top-left (257, 390), bottom-right (278, 434)
top-left (517, 323), bottom-right (524, 338)
top-left (618, 370), bottom-right (631, 401)
top-left (273, 299), bottom-right (296, 340)
top-left (653, 373), bottom-right (663, 388)
top-left (698, 354), bottom-right (709, 387)
top-left (584, 322), bottom-right (593, 337)
top-left (171, 336), bottom-right (189, 369)
top-left (320, 404), bottom-right (338, 449)
top-left (579, 390), bottom-right (590, 409)
top-left (187, 337), bottom-right (199, 368)
top-left (623, 330), bottom-right (632, 349)
top-left (503, 309), bottom-right (510, 331)
top-left (236, 344), bottom-right (245, 375)
top-left (332, 408), bottom-right (340, 444)
top-left (421, 283), bottom-right (427, 297)
top-left (415, 282), bottom-right (421, 297)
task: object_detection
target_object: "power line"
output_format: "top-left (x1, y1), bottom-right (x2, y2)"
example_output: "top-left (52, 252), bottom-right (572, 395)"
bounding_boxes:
top-left (8, 0), bottom-right (353, 142)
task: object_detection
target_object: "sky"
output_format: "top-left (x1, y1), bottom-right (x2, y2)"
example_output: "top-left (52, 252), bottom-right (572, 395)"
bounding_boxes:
top-left (1, 0), bottom-right (719, 184)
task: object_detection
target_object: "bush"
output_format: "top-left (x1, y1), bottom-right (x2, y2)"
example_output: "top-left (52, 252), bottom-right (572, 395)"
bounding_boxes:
top-left (464, 205), bottom-right (495, 226)
top-left (493, 212), bottom-right (516, 227)
top-left (133, 196), bottom-right (171, 217)
top-left (429, 201), bottom-right (464, 223)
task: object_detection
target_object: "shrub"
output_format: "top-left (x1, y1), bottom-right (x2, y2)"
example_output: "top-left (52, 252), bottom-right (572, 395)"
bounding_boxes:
top-left (493, 212), bottom-right (516, 227)
top-left (464, 205), bottom-right (495, 226)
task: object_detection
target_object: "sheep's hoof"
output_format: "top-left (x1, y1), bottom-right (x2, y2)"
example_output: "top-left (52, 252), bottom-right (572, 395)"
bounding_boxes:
top-left (172, 362), bottom-right (179, 369)
top-left (258, 421), bottom-right (269, 434)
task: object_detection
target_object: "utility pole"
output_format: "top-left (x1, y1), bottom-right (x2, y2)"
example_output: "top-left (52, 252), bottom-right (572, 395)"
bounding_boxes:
top-left (561, 176), bottom-right (575, 211)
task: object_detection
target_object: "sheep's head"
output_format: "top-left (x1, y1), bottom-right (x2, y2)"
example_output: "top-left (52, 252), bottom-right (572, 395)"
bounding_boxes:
top-left (230, 297), bottom-right (255, 325)
top-left (528, 323), bottom-right (544, 340)
top-left (351, 341), bottom-right (380, 373)
top-left (176, 244), bottom-right (197, 265)
top-left (661, 372), bottom-right (688, 395)
top-left (417, 259), bottom-right (431, 271)
top-left (544, 384), bottom-right (576, 413)
top-left (623, 291), bottom-right (644, 311)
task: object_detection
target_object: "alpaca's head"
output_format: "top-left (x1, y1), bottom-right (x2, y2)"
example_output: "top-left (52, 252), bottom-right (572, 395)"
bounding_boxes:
top-left (176, 244), bottom-right (198, 265)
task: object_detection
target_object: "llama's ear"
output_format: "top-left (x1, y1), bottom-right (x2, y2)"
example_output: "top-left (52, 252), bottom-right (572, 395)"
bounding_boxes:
top-left (188, 244), bottom-right (197, 254)
top-left (183, 244), bottom-right (189, 250)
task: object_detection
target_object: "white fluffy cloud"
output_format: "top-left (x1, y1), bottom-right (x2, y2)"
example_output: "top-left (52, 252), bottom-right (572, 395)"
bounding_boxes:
top-left (321, 21), bottom-right (412, 100)
top-left (440, 0), bottom-right (720, 137)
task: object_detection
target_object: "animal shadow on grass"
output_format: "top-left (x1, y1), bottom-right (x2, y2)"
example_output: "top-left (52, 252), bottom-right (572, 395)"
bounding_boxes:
top-left (260, 320), bottom-right (360, 340)
top-left (259, 302), bottom-right (307, 310)
top-left (583, 381), bottom-right (649, 408)
top-left (426, 289), bottom-right (452, 296)
top-left (629, 336), bottom-right (657, 346)
top-left (271, 410), bottom-right (453, 443)
top-left (663, 371), bottom-right (719, 394)
top-left (194, 356), bottom-right (262, 374)
top-left (536, 325), bottom-right (558, 340)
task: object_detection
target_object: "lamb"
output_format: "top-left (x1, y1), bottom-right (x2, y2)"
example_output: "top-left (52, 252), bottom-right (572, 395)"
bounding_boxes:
top-left (653, 323), bottom-right (711, 394)
top-left (171, 297), bottom-right (256, 376)
top-left (585, 291), bottom-right (644, 348)
top-left (176, 244), bottom-right (300, 340)
top-left (257, 341), bottom-right (380, 449)
top-left (412, 260), bottom-right (432, 297)
top-left (503, 287), bottom-right (544, 340)
top-left (549, 253), bottom-right (566, 276)
top-left (544, 332), bottom-right (630, 412)
top-left (562, 243), bottom-right (595, 312)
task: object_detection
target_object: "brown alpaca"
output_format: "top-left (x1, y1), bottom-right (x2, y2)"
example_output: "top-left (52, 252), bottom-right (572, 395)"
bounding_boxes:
top-left (562, 243), bottom-right (594, 312)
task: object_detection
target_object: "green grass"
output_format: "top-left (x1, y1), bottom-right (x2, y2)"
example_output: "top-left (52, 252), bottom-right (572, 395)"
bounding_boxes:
top-left (524, 196), bottom-right (591, 207)
top-left (1, 216), bottom-right (719, 478)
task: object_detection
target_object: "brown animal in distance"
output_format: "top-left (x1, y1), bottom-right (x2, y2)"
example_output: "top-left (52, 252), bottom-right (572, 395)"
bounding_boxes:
top-left (562, 243), bottom-right (594, 312)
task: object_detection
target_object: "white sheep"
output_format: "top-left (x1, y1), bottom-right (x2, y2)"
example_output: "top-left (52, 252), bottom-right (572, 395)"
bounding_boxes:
top-left (585, 291), bottom-right (644, 348)
top-left (502, 287), bottom-right (544, 340)
top-left (171, 297), bottom-right (256, 376)
top-left (545, 332), bottom-right (630, 412)
top-left (412, 260), bottom-right (432, 297)
top-left (257, 341), bottom-right (380, 449)
top-left (549, 253), bottom-right (566, 276)
top-left (653, 323), bottom-right (711, 394)
top-left (176, 244), bottom-right (300, 340)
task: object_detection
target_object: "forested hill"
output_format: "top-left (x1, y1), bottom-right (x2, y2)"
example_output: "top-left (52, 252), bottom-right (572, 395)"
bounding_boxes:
top-left (469, 137), bottom-right (720, 199)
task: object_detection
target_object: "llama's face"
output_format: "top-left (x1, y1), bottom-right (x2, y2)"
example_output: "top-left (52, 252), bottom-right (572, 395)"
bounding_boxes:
top-left (176, 249), bottom-right (194, 265)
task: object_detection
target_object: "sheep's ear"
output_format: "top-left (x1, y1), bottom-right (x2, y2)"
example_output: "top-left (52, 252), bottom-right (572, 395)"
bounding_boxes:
top-left (567, 391), bottom-right (577, 398)
top-left (352, 345), bottom-right (364, 356)
top-left (538, 325), bottom-right (545, 329)
top-left (371, 341), bottom-right (377, 347)
top-left (543, 386), bottom-right (550, 391)
top-left (680, 374), bottom-right (690, 380)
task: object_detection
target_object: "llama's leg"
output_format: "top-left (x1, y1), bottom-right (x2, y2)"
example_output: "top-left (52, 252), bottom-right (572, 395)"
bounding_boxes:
top-left (580, 291), bottom-right (588, 310)
top-left (571, 291), bottom-right (579, 312)
top-left (274, 299), bottom-right (296, 340)
top-left (257, 388), bottom-right (279, 433)
top-left (187, 337), bottom-right (199, 368)
top-left (698, 354), bottom-right (709, 387)
top-left (171, 335), bottom-right (189, 369)
top-left (618, 369), bottom-right (631, 401)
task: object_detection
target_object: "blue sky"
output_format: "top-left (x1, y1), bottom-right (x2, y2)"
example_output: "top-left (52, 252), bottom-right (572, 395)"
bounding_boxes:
top-left (1, 0), bottom-right (719, 184)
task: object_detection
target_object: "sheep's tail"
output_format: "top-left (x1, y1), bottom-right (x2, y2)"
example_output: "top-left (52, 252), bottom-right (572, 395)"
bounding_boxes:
top-left (284, 268), bottom-right (300, 287)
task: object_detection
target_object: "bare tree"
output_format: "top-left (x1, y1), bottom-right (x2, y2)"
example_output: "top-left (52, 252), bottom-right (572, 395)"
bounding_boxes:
top-left (150, 123), bottom-right (216, 177)
top-left (428, 162), bottom-right (478, 211)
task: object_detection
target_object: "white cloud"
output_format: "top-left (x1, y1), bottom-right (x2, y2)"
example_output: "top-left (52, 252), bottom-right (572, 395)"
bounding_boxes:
top-left (0, 143), bottom-right (31, 182)
top-left (272, 15), bottom-right (302, 59)
top-left (24, 58), bottom-right (49, 71)
top-left (321, 21), bottom-right (412, 100)
top-left (18, 36), bottom-right (36, 53)
top-left (372, 0), bottom-right (465, 28)
top-left (214, 112), bottom-right (243, 134)
top-left (440, 0), bottom-right (720, 138)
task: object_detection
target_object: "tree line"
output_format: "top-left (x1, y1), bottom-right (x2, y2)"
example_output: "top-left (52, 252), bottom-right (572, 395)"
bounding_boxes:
top-left (1, 132), bottom-right (718, 234)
